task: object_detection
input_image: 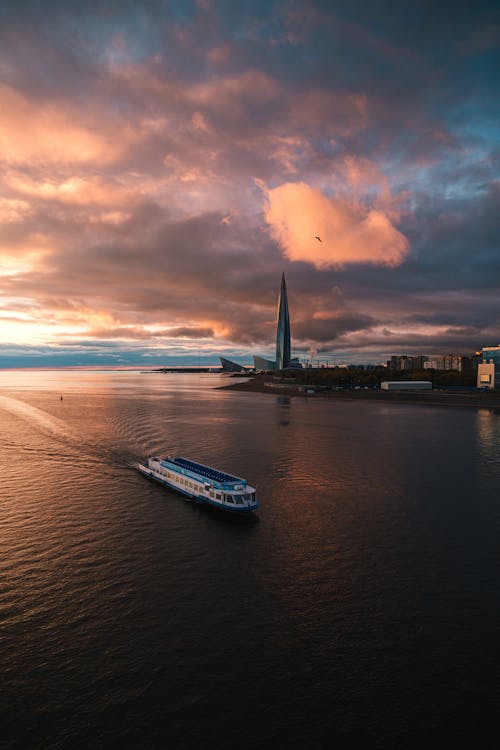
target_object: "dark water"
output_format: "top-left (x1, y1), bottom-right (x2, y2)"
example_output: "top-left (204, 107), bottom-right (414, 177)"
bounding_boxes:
top-left (1, 370), bottom-right (500, 749)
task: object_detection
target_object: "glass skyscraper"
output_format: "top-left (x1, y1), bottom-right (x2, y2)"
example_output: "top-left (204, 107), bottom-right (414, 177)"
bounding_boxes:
top-left (275, 273), bottom-right (291, 370)
top-left (251, 273), bottom-right (299, 371)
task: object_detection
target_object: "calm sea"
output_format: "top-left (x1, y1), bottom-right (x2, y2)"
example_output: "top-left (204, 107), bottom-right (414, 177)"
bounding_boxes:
top-left (1, 369), bottom-right (500, 749)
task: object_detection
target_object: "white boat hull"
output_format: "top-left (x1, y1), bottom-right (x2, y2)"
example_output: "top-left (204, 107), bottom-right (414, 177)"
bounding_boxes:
top-left (136, 459), bottom-right (258, 513)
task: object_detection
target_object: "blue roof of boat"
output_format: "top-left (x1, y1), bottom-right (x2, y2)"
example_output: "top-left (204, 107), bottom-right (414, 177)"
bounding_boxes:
top-left (167, 457), bottom-right (242, 484)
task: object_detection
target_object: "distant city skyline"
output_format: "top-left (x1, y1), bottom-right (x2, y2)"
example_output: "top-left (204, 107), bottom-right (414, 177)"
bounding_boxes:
top-left (0, 1), bottom-right (499, 367)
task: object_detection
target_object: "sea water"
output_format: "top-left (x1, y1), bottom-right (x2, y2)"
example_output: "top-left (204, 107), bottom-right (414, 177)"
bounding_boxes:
top-left (1, 370), bottom-right (500, 748)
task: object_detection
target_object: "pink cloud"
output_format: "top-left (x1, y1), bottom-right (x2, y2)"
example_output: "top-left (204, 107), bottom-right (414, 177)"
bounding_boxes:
top-left (189, 70), bottom-right (280, 107)
top-left (0, 198), bottom-right (31, 222)
top-left (0, 84), bottom-right (131, 166)
top-left (4, 172), bottom-right (135, 206)
top-left (340, 155), bottom-right (389, 194)
top-left (262, 181), bottom-right (409, 268)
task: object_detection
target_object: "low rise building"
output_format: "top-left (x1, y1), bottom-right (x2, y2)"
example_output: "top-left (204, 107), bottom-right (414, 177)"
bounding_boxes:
top-left (477, 363), bottom-right (495, 389)
top-left (381, 381), bottom-right (432, 391)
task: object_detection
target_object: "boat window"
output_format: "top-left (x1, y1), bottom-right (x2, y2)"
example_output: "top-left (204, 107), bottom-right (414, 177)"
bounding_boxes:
top-left (234, 496), bottom-right (243, 505)
top-left (225, 495), bottom-right (234, 503)
top-left (216, 493), bottom-right (221, 500)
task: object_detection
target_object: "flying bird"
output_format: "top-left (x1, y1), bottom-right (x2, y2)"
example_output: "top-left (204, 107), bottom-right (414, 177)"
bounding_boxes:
top-left (315, 236), bottom-right (322, 242)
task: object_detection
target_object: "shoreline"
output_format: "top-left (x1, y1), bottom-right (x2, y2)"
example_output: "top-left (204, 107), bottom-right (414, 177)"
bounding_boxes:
top-left (217, 378), bottom-right (500, 411)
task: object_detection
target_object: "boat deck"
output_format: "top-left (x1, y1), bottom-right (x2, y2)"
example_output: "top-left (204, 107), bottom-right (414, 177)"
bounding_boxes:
top-left (167, 457), bottom-right (243, 485)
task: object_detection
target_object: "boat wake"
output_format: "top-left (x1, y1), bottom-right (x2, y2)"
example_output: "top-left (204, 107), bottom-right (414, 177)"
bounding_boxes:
top-left (0, 395), bottom-right (77, 440)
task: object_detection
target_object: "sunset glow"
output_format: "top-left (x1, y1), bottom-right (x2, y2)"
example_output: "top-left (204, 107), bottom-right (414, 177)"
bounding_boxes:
top-left (0, 1), bottom-right (498, 366)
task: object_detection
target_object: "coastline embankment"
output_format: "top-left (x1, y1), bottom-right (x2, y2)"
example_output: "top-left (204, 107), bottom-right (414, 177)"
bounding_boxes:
top-left (218, 376), bottom-right (500, 410)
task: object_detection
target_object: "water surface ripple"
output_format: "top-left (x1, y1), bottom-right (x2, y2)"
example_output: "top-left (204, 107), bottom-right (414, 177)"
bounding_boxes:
top-left (1, 370), bottom-right (500, 749)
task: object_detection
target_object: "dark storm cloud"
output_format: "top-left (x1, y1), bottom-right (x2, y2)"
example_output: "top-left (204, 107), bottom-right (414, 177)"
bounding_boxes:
top-left (294, 313), bottom-right (376, 343)
top-left (0, 0), bottom-right (498, 364)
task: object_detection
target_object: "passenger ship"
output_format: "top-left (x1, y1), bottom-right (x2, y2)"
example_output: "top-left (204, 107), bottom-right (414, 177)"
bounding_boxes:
top-left (136, 456), bottom-right (258, 513)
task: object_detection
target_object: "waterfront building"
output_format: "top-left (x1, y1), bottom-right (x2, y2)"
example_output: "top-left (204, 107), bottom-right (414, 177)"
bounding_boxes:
top-left (275, 273), bottom-right (291, 370)
top-left (381, 381), bottom-right (432, 391)
top-left (477, 346), bottom-right (500, 388)
top-left (252, 273), bottom-right (301, 372)
top-left (220, 357), bottom-right (246, 373)
top-left (253, 355), bottom-right (276, 371)
top-left (478, 363), bottom-right (495, 389)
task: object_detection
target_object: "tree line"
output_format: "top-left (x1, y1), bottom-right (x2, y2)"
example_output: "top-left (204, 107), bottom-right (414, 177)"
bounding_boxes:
top-left (271, 367), bottom-right (477, 388)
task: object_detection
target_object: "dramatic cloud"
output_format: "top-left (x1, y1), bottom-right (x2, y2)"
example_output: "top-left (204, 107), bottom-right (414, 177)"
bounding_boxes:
top-left (0, 0), bottom-right (498, 365)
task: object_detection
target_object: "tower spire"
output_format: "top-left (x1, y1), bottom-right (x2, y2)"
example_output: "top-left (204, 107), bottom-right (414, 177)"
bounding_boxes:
top-left (275, 272), bottom-right (291, 370)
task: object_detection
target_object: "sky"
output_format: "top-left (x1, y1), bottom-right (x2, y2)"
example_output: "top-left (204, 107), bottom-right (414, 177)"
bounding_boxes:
top-left (0, 0), bottom-right (499, 367)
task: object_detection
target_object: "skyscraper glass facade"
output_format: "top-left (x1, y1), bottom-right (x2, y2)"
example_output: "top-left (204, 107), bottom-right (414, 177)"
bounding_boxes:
top-left (275, 273), bottom-right (291, 370)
